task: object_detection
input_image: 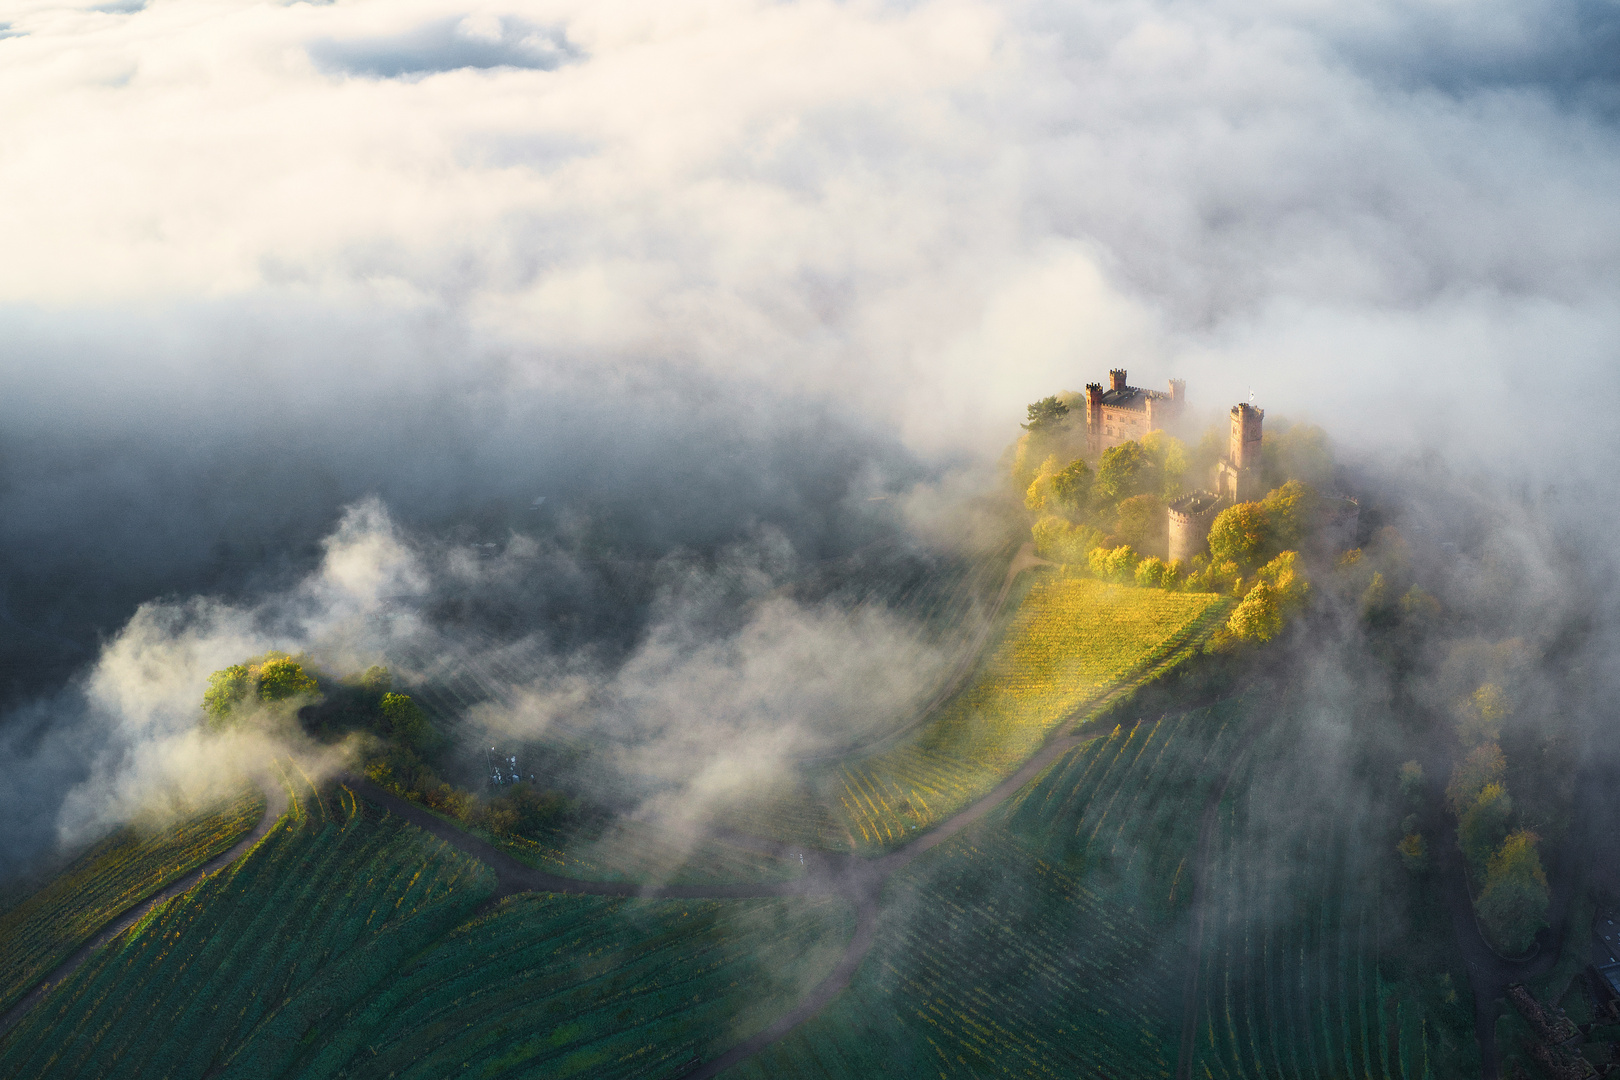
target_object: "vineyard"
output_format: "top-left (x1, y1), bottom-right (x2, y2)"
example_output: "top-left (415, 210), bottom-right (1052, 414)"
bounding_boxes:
top-left (820, 575), bottom-right (1230, 850)
top-left (0, 784), bottom-right (494, 1080)
top-left (0, 783), bottom-right (264, 1016)
top-left (490, 813), bottom-right (806, 885)
top-left (302, 892), bottom-right (853, 1080)
top-left (1186, 713), bottom-right (1479, 1080)
top-left (728, 702), bottom-right (1247, 1079)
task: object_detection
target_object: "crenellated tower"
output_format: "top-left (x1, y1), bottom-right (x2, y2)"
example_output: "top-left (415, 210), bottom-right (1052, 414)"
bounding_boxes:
top-left (1215, 402), bottom-right (1264, 503)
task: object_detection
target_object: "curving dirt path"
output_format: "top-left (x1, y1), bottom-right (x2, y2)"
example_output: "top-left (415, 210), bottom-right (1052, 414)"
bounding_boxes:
top-left (0, 783), bottom-right (289, 1043)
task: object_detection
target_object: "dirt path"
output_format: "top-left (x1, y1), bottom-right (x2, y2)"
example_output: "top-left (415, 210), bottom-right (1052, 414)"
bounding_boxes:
top-left (0, 783), bottom-right (289, 1043)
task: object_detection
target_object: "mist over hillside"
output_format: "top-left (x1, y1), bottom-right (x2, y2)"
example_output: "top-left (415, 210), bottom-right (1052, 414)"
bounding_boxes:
top-left (3, 0), bottom-right (1620, 921)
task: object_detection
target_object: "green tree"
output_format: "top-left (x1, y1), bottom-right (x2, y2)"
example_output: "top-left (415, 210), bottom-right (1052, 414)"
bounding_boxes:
top-left (1208, 501), bottom-right (1270, 569)
top-left (202, 664), bottom-right (251, 728)
top-left (1022, 396), bottom-right (1071, 433)
top-left (380, 692), bottom-right (438, 755)
top-left (1050, 459), bottom-right (1093, 513)
top-left (360, 665), bottom-right (392, 694)
top-left (1457, 684), bottom-right (1508, 748)
top-left (1445, 742), bottom-right (1506, 815)
top-left (1397, 832), bottom-right (1429, 873)
top-left (1096, 441), bottom-right (1155, 503)
top-left (1226, 581), bottom-right (1283, 641)
top-left (1141, 430), bottom-right (1189, 499)
top-left (1260, 480), bottom-right (1319, 550)
top-left (257, 658), bottom-right (318, 703)
top-left (1476, 830), bottom-right (1549, 954)
top-left (1458, 782), bottom-right (1512, 871)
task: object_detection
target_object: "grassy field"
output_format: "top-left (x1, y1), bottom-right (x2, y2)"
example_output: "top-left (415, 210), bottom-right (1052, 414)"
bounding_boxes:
top-left (0, 784), bottom-right (494, 1080)
top-left (725, 573), bottom-right (1231, 851)
top-left (0, 784), bottom-right (264, 1016)
top-left (728, 702), bottom-right (1245, 1079)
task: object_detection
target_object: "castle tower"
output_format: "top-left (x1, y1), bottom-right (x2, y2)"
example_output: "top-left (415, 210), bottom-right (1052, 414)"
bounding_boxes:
top-left (1168, 491), bottom-right (1223, 564)
top-left (1214, 402), bottom-right (1264, 503)
top-left (1109, 369), bottom-right (1128, 392)
top-left (1084, 382), bottom-right (1104, 455)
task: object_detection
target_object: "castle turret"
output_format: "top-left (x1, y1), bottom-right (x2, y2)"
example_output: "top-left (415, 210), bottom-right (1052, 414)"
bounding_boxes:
top-left (1109, 369), bottom-right (1128, 392)
top-left (1215, 402), bottom-right (1264, 503)
top-left (1168, 378), bottom-right (1185, 403)
top-left (1168, 491), bottom-right (1223, 564)
top-left (1084, 382), bottom-right (1104, 455)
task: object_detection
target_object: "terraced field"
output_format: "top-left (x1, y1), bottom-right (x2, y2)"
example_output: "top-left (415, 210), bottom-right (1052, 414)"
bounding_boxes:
top-left (0, 785), bottom-right (494, 1079)
top-left (729, 703), bottom-right (1247, 1079)
top-left (0, 784), bottom-right (264, 1016)
top-left (313, 893), bottom-right (853, 1080)
top-left (1186, 715), bottom-right (1477, 1080)
top-left (494, 815), bottom-right (805, 885)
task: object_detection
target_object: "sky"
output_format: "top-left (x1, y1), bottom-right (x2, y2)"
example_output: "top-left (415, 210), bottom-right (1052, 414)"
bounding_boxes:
top-left (2, 0), bottom-right (1620, 875)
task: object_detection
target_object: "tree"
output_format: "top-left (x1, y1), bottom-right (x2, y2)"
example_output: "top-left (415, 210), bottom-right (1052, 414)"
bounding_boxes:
top-left (1022, 396), bottom-right (1070, 433)
top-left (1456, 684), bottom-right (1508, 748)
top-left (1445, 742), bottom-right (1506, 815)
top-left (1476, 830), bottom-right (1549, 954)
top-left (1142, 430), bottom-right (1189, 498)
top-left (1096, 441), bottom-right (1155, 502)
top-left (1134, 556), bottom-right (1175, 589)
top-left (1260, 480), bottom-right (1320, 551)
top-left (202, 664), bottom-right (251, 728)
top-left (1208, 501), bottom-right (1270, 569)
top-left (380, 692), bottom-right (438, 755)
top-left (1051, 459), bottom-right (1093, 513)
top-left (1397, 832), bottom-right (1429, 873)
top-left (1226, 581), bottom-right (1283, 641)
top-left (1458, 782), bottom-right (1512, 871)
top-left (1115, 493), bottom-right (1166, 556)
top-left (1255, 551), bottom-right (1309, 612)
top-left (257, 658), bottom-right (318, 703)
top-left (1261, 422), bottom-right (1334, 490)
top-left (360, 665), bottom-right (392, 694)
top-left (1024, 454), bottom-right (1062, 511)
top-left (1032, 516), bottom-right (1103, 564)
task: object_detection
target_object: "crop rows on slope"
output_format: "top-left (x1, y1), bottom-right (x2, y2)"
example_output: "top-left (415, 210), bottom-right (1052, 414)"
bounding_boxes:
top-left (0, 784), bottom-right (264, 1015)
top-left (1188, 722), bottom-right (1432, 1080)
top-left (302, 892), bottom-right (853, 1080)
top-left (730, 833), bottom-right (1185, 1080)
top-left (730, 703), bottom-right (1247, 1080)
top-left (0, 786), bottom-right (494, 1080)
top-left (495, 815), bottom-right (806, 886)
top-left (831, 578), bottom-right (1230, 850)
top-left (998, 704), bottom-right (1238, 915)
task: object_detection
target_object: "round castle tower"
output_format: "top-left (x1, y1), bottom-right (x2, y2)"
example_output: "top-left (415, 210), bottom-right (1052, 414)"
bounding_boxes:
top-left (1168, 490), bottom-right (1223, 564)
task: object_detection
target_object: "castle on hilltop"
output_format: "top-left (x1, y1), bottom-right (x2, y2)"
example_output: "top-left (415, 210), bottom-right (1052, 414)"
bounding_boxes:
top-left (1083, 369), bottom-right (1185, 456)
top-left (1078, 369), bottom-right (1271, 563)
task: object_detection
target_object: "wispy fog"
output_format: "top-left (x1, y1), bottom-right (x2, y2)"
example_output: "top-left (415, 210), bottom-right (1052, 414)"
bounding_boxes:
top-left (2, 0), bottom-right (1619, 875)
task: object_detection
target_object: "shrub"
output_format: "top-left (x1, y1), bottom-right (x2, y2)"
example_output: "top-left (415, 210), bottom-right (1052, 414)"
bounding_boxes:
top-left (1134, 556), bottom-right (1175, 589)
top-left (1088, 545), bottom-right (1139, 583)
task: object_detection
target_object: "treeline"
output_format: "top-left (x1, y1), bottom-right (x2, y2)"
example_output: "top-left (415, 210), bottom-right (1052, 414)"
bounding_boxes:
top-left (199, 653), bottom-right (574, 841)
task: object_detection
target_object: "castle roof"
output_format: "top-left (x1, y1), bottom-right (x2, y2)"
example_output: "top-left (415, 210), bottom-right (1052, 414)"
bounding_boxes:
top-left (1099, 386), bottom-right (1171, 411)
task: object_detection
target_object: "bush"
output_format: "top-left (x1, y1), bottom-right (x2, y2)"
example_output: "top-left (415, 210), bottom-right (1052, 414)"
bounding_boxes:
top-left (1088, 545), bottom-right (1139, 583)
top-left (1134, 556), bottom-right (1175, 589)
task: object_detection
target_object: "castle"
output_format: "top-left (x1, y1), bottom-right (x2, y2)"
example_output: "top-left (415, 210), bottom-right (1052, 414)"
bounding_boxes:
top-left (1079, 371), bottom-right (1265, 563)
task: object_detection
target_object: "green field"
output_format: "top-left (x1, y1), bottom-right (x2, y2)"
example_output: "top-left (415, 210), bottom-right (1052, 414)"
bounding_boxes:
top-left (724, 573), bottom-right (1231, 851)
top-left (309, 892), bottom-right (852, 1080)
top-left (0, 784), bottom-right (264, 1016)
top-left (729, 702), bottom-right (1245, 1078)
top-left (491, 814), bottom-right (806, 885)
top-left (1186, 713), bottom-right (1478, 1080)
top-left (0, 784), bottom-right (494, 1079)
